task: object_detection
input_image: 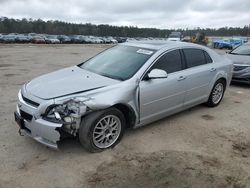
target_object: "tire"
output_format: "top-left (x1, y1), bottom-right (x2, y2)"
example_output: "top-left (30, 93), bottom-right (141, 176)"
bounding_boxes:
top-left (79, 107), bottom-right (126, 153)
top-left (206, 79), bottom-right (226, 107)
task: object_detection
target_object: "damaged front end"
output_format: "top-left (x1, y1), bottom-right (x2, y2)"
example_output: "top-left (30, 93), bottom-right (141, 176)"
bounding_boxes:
top-left (15, 76), bottom-right (139, 150)
top-left (15, 87), bottom-right (93, 149)
top-left (17, 116), bottom-right (63, 149)
top-left (43, 97), bottom-right (91, 137)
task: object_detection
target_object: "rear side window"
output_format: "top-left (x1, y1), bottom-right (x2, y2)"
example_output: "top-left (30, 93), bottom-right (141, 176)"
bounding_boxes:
top-left (151, 50), bottom-right (182, 74)
top-left (183, 49), bottom-right (207, 68)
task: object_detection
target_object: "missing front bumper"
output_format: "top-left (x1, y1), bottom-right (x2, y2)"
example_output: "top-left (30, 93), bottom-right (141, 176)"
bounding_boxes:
top-left (14, 111), bottom-right (63, 149)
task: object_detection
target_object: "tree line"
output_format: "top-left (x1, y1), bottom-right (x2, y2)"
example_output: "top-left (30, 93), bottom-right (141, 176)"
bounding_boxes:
top-left (0, 17), bottom-right (249, 37)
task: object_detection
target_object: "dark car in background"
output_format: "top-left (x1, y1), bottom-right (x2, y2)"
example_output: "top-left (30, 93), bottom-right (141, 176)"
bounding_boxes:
top-left (1, 35), bottom-right (16, 43)
top-left (114, 37), bottom-right (127, 43)
top-left (226, 42), bottom-right (250, 84)
top-left (70, 35), bottom-right (83, 43)
top-left (15, 35), bottom-right (32, 43)
top-left (57, 35), bottom-right (71, 43)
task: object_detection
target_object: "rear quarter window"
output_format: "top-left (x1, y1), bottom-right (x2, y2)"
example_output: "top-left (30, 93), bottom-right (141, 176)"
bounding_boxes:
top-left (204, 51), bottom-right (213, 63)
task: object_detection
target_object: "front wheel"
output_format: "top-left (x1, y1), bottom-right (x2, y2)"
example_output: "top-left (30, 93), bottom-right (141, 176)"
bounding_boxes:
top-left (206, 79), bottom-right (226, 107)
top-left (79, 108), bottom-right (125, 152)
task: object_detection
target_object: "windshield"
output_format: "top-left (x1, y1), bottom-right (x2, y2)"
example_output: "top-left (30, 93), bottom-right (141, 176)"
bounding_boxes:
top-left (80, 45), bottom-right (155, 80)
top-left (230, 43), bottom-right (250, 55)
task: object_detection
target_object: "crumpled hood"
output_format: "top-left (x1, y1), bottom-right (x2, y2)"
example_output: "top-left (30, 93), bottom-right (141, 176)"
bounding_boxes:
top-left (226, 54), bottom-right (250, 65)
top-left (26, 66), bottom-right (119, 99)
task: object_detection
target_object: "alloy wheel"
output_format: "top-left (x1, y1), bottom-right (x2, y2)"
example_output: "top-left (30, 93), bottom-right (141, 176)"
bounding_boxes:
top-left (92, 115), bottom-right (121, 149)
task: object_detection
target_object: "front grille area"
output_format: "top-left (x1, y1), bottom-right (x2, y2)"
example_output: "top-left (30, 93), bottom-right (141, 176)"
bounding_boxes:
top-left (234, 65), bottom-right (248, 71)
top-left (20, 110), bottom-right (33, 121)
top-left (22, 94), bottom-right (40, 107)
top-left (233, 77), bottom-right (250, 82)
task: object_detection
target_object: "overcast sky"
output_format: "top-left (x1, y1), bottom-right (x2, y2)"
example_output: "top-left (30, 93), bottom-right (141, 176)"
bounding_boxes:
top-left (0, 0), bottom-right (249, 29)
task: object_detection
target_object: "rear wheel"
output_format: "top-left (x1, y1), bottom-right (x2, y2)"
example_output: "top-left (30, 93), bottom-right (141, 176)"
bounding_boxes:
top-left (79, 108), bottom-right (125, 152)
top-left (206, 79), bottom-right (226, 107)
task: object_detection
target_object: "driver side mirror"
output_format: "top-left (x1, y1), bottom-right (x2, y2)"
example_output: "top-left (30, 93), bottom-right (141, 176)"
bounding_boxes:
top-left (146, 69), bottom-right (168, 80)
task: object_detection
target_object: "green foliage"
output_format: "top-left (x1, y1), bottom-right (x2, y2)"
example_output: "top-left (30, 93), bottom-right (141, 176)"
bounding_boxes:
top-left (0, 17), bottom-right (249, 37)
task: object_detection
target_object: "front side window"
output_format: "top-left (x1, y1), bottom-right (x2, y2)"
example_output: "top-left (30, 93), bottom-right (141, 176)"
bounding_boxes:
top-left (151, 50), bottom-right (182, 74)
top-left (80, 46), bottom-right (155, 80)
top-left (183, 49), bottom-right (207, 68)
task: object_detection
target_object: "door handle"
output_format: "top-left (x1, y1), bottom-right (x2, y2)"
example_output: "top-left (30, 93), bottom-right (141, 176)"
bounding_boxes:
top-left (177, 76), bottom-right (186, 81)
top-left (210, 68), bottom-right (216, 72)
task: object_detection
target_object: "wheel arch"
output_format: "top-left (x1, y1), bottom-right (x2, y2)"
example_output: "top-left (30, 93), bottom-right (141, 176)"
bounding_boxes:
top-left (211, 70), bottom-right (229, 90)
top-left (217, 77), bottom-right (227, 86)
top-left (112, 103), bottom-right (137, 129)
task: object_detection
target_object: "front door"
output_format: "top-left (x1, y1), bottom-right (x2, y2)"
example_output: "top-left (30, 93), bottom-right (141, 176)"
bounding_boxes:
top-left (139, 49), bottom-right (187, 125)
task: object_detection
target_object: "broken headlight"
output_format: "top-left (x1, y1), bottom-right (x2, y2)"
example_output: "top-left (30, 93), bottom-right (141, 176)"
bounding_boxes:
top-left (44, 99), bottom-right (88, 123)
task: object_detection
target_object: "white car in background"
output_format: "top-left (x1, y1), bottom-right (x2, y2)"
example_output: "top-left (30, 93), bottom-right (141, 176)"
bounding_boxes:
top-left (167, 32), bottom-right (182, 41)
top-left (45, 35), bottom-right (60, 44)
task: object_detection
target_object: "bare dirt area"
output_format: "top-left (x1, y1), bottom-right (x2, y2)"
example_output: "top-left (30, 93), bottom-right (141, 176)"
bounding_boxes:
top-left (0, 44), bottom-right (250, 188)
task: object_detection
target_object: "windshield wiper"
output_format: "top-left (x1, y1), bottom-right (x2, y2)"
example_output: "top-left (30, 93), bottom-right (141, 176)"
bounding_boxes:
top-left (229, 52), bottom-right (237, 54)
top-left (100, 73), bottom-right (125, 81)
top-left (230, 52), bottom-right (250, 56)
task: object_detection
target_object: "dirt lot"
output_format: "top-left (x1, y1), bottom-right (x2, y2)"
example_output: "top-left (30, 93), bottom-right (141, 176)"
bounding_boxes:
top-left (0, 44), bottom-right (250, 188)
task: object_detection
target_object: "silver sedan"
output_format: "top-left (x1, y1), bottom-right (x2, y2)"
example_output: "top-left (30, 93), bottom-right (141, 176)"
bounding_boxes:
top-left (14, 41), bottom-right (233, 152)
top-left (226, 42), bottom-right (250, 84)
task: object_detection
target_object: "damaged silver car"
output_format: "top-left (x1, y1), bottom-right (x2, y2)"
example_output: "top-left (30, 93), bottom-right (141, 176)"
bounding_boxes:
top-left (14, 41), bottom-right (232, 152)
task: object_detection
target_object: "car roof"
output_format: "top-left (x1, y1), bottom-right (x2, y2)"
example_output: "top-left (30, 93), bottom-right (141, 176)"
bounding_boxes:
top-left (122, 40), bottom-right (205, 51)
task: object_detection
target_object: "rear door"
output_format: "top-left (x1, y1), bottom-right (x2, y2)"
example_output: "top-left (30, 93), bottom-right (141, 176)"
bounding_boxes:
top-left (182, 48), bottom-right (217, 107)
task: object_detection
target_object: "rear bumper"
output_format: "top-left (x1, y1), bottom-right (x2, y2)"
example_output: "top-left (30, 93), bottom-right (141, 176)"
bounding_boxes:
top-left (14, 111), bottom-right (63, 149)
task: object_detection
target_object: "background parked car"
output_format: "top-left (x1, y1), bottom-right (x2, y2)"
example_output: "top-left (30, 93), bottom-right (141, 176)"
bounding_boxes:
top-left (45, 35), bottom-right (60, 44)
top-left (88, 36), bottom-right (103, 43)
top-left (32, 36), bottom-right (46, 44)
top-left (226, 42), bottom-right (250, 84)
top-left (15, 35), bottom-right (31, 43)
top-left (57, 35), bottom-right (71, 43)
top-left (167, 32), bottom-right (182, 41)
top-left (182, 36), bottom-right (191, 42)
top-left (108, 36), bottom-right (118, 44)
top-left (114, 37), bottom-right (127, 43)
top-left (70, 35), bottom-right (83, 43)
top-left (95, 37), bottom-right (104, 43)
top-left (100, 37), bottom-right (110, 44)
top-left (2, 35), bottom-right (16, 43)
top-left (213, 38), bottom-right (243, 49)
top-left (102, 36), bottom-right (117, 44)
top-left (81, 36), bottom-right (93, 43)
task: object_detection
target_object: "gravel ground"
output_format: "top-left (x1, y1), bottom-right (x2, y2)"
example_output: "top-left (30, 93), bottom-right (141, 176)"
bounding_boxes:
top-left (0, 44), bottom-right (250, 188)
